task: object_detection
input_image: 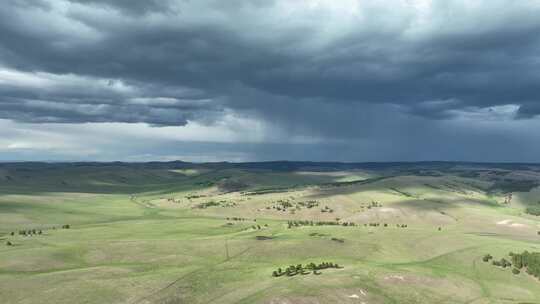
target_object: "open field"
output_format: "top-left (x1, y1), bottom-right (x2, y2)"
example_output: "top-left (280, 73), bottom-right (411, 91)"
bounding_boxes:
top-left (2, 162), bottom-right (540, 303)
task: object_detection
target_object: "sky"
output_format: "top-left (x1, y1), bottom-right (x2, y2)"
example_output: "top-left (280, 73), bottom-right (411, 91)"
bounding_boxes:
top-left (1, 0), bottom-right (540, 162)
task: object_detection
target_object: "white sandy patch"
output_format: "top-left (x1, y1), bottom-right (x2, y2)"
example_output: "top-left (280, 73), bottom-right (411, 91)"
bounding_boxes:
top-left (379, 207), bottom-right (398, 213)
top-left (496, 219), bottom-right (528, 228)
top-left (347, 289), bottom-right (367, 300)
top-left (385, 274), bottom-right (405, 281)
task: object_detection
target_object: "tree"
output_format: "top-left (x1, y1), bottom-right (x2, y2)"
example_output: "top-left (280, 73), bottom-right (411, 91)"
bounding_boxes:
top-left (512, 254), bottom-right (523, 269)
top-left (6, 241), bottom-right (12, 246)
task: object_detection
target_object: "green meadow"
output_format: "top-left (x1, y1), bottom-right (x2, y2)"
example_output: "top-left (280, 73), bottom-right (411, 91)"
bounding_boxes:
top-left (1, 162), bottom-right (540, 303)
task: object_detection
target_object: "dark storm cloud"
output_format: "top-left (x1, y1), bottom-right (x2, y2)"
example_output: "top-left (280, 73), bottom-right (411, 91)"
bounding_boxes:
top-left (0, 0), bottom-right (540, 133)
top-left (67, 0), bottom-right (175, 15)
top-left (516, 103), bottom-right (540, 119)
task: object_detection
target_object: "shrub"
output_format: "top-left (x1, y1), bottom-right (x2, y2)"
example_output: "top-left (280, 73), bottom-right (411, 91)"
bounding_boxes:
top-left (500, 258), bottom-right (511, 268)
top-left (331, 237), bottom-right (345, 243)
top-left (512, 268), bottom-right (520, 275)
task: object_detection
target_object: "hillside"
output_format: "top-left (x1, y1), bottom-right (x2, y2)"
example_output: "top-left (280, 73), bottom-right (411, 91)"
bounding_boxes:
top-left (1, 162), bottom-right (540, 303)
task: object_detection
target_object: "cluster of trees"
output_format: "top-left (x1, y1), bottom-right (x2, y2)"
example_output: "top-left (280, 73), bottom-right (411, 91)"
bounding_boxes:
top-left (525, 202), bottom-right (540, 216)
top-left (492, 258), bottom-right (512, 268)
top-left (10, 225), bottom-right (70, 237)
top-left (272, 262), bottom-right (342, 277)
top-left (6, 225), bottom-right (70, 246)
top-left (274, 200), bottom-right (293, 210)
top-left (482, 251), bottom-right (540, 277)
top-left (510, 251), bottom-right (540, 278)
top-left (287, 220), bottom-right (356, 228)
top-left (267, 203), bottom-right (288, 212)
top-left (251, 224), bottom-right (268, 230)
top-left (286, 220), bottom-right (408, 229)
top-left (185, 194), bottom-right (207, 199)
top-left (226, 217), bottom-right (250, 221)
top-left (196, 200), bottom-right (236, 209)
top-left (359, 201), bottom-right (383, 210)
top-left (366, 223), bottom-right (407, 228)
top-left (483, 254), bottom-right (512, 268)
top-left (268, 199), bottom-right (321, 212)
top-left (17, 229), bottom-right (43, 236)
top-left (370, 201), bottom-right (382, 207)
top-left (297, 200), bottom-right (320, 209)
top-left (503, 193), bottom-right (513, 204)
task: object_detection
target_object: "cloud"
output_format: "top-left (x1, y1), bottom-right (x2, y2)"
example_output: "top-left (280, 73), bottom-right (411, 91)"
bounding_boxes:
top-left (0, 67), bottom-right (219, 125)
top-left (516, 103), bottom-right (540, 119)
top-left (67, 0), bottom-right (176, 15)
top-left (1, 0), bottom-right (540, 161)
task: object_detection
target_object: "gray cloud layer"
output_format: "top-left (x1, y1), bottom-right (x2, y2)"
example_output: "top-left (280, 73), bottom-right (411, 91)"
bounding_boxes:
top-left (1, 0), bottom-right (540, 161)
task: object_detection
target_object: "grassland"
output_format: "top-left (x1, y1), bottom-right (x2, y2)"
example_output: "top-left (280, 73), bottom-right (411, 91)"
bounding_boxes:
top-left (1, 162), bottom-right (540, 303)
